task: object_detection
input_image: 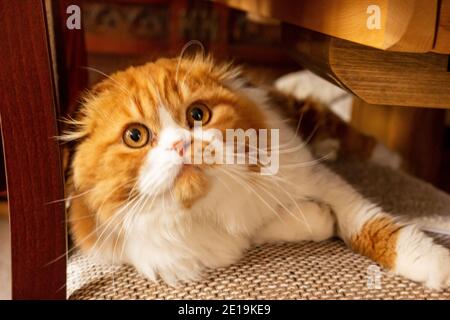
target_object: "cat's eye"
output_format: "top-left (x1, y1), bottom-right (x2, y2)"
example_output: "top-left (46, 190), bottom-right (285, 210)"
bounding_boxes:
top-left (186, 103), bottom-right (211, 127)
top-left (123, 123), bottom-right (151, 148)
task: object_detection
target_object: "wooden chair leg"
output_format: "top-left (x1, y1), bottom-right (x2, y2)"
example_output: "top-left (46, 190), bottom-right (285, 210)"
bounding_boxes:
top-left (0, 1), bottom-right (66, 299)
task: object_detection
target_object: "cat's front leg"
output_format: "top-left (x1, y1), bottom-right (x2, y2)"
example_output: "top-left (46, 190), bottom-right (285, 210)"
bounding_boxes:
top-left (303, 164), bottom-right (450, 290)
top-left (253, 199), bottom-right (336, 245)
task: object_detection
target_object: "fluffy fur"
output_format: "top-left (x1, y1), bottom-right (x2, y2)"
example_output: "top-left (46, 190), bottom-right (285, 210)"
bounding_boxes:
top-left (64, 56), bottom-right (450, 289)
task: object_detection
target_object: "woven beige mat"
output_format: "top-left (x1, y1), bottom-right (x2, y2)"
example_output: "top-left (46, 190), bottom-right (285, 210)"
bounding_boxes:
top-left (68, 236), bottom-right (450, 300)
top-left (68, 159), bottom-right (450, 300)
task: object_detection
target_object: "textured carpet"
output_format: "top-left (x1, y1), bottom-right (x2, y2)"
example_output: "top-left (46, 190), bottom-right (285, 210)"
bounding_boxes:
top-left (68, 158), bottom-right (450, 300)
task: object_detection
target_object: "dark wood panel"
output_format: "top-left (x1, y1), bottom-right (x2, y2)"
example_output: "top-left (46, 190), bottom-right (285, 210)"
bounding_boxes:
top-left (352, 99), bottom-right (445, 185)
top-left (0, 0), bottom-right (66, 299)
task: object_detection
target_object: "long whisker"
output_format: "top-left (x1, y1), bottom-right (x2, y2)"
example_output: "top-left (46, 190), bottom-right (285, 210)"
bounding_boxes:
top-left (242, 170), bottom-right (312, 234)
top-left (213, 172), bottom-right (234, 194)
top-left (44, 178), bottom-right (138, 267)
top-left (46, 187), bottom-right (96, 205)
top-left (107, 161), bottom-right (176, 263)
top-left (175, 40), bottom-right (205, 83)
top-left (89, 178), bottom-right (142, 251)
top-left (91, 171), bottom-right (164, 258)
top-left (225, 166), bottom-right (311, 232)
top-left (116, 179), bottom-right (159, 262)
top-left (82, 66), bottom-right (132, 96)
top-left (110, 191), bottom-right (149, 293)
top-left (217, 167), bottom-right (284, 225)
top-left (279, 152), bottom-right (333, 168)
top-left (273, 109), bottom-right (306, 149)
top-left (219, 144), bottom-right (330, 170)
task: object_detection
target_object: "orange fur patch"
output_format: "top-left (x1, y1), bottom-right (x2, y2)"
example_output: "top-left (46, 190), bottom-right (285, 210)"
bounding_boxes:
top-left (173, 166), bottom-right (209, 208)
top-left (350, 216), bottom-right (402, 269)
top-left (69, 197), bottom-right (96, 251)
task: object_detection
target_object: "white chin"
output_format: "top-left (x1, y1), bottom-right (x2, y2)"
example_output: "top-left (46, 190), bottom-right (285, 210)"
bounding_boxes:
top-left (138, 151), bottom-right (183, 197)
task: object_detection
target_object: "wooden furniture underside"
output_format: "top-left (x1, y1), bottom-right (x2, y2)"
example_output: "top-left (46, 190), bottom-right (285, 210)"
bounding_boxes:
top-left (220, 0), bottom-right (450, 185)
top-left (282, 26), bottom-right (450, 109)
top-left (220, 0), bottom-right (450, 54)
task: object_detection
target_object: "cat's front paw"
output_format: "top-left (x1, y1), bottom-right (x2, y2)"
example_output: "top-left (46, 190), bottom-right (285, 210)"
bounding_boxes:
top-left (394, 226), bottom-right (450, 290)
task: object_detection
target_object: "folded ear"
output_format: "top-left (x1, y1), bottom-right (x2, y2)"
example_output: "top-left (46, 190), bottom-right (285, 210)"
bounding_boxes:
top-left (90, 79), bottom-right (115, 96)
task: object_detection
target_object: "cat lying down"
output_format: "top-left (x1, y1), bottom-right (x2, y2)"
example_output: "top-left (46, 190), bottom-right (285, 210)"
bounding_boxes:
top-left (63, 56), bottom-right (450, 289)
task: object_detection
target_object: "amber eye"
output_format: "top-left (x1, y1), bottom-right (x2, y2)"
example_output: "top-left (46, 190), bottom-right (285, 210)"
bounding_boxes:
top-left (186, 103), bottom-right (211, 127)
top-left (123, 123), bottom-right (151, 148)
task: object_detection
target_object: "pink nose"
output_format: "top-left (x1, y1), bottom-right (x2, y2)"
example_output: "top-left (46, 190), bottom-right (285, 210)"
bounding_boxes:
top-left (172, 140), bottom-right (188, 156)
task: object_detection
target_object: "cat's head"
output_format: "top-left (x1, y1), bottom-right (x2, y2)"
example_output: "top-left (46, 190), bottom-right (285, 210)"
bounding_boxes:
top-left (63, 56), bottom-right (272, 222)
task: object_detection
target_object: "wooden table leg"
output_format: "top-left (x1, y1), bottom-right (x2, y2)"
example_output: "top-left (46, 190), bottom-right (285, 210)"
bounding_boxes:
top-left (0, 1), bottom-right (66, 299)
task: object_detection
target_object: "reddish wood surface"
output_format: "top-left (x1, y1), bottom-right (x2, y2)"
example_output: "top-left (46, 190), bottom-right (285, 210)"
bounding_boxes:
top-left (52, 0), bottom-right (88, 116)
top-left (0, 1), bottom-right (66, 299)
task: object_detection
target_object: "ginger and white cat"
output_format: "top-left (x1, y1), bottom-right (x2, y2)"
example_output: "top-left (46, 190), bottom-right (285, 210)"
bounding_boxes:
top-left (64, 56), bottom-right (450, 289)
